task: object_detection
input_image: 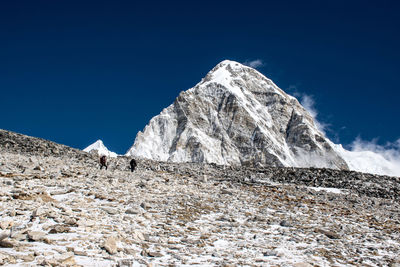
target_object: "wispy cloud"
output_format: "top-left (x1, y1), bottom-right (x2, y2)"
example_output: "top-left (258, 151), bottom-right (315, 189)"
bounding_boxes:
top-left (350, 136), bottom-right (400, 159)
top-left (299, 94), bottom-right (317, 118)
top-left (243, 59), bottom-right (264, 69)
top-left (287, 86), bottom-right (328, 134)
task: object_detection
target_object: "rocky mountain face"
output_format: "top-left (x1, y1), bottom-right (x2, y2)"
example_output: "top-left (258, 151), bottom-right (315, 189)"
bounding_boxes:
top-left (1, 130), bottom-right (400, 266)
top-left (127, 60), bottom-right (348, 170)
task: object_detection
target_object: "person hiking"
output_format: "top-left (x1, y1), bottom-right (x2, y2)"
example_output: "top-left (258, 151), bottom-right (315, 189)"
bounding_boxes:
top-left (130, 158), bottom-right (137, 172)
top-left (100, 155), bottom-right (107, 170)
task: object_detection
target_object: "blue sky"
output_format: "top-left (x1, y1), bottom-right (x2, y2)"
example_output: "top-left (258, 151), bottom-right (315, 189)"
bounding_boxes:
top-left (1, 0), bottom-right (399, 154)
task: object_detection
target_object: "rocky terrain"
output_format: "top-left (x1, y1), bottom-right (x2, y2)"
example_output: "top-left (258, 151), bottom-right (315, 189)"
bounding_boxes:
top-left (1, 129), bottom-right (400, 266)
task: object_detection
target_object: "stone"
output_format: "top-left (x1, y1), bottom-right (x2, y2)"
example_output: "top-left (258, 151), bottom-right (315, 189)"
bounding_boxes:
top-left (118, 259), bottom-right (135, 267)
top-left (103, 237), bottom-right (118, 255)
top-left (20, 253), bottom-right (35, 262)
top-left (263, 250), bottom-right (277, 257)
top-left (32, 207), bottom-right (47, 217)
top-left (102, 207), bottom-right (119, 215)
top-left (316, 229), bottom-right (340, 239)
top-left (34, 166), bottom-right (44, 171)
top-left (74, 249), bottom-right (88, 256)
top-left (140, 250), bottom-right (148, 257)
top-left (64, 217), bottom-right (78, 226)
top-left (27, 231), bottom-right (46, 241)
top-left (43, 237), bottom-right (54, 244)
top-left (125, 208), bottom-right (139, 215)
top-left (140, 202), bottom-right (151, 210)
top-left (0, 240), bottom-right (13, 248)
top-left (59, 256), bottom-right (76, 266)
top-left (132, 230), bottom-right (145, 241)
top-left (143, 213), bottom-right (152, 220)
top-left (220, 189), bottom-right (232, 195)
top-left (0, 231), bottom-right (10, 241)
top-left (0, 221), bottom-right (12, 230)
top-left (40, 258), bottom-right (58, 266)
top-left (49, 224), bottom-right (70, 234)
top-left (147, 251), bottom-right (164, 257)
top-left (12, 232), bottom-right (27, 241)
top-left (279, 220), bottom-right (292, 227)
top-left (38, 192), bottom-right (57, 203)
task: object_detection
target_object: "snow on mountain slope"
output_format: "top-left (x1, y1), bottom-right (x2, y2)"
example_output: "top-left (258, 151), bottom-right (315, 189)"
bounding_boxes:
top-left (335, 144), bottom-right (400, 177)
top-left (126, 60), bottom-right (348, 170)
top-left (84, 140), bottom-right (117, 157)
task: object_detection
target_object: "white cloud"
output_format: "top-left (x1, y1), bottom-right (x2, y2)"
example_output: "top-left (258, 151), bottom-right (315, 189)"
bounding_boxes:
top-left (243, 59), bottom-right (264, 69)
top-left (299, 94), bottom-right (317, 118)
top-left (350, 137), bottom-right (400, 156)
top-left (289, 89), bottom-right (328, 134)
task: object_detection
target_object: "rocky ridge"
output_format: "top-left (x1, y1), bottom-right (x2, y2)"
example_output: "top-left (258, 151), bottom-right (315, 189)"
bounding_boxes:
top-left (1, 129), bottom-right (400, 266)
top-left (0, 130), bottom-right (89, 159)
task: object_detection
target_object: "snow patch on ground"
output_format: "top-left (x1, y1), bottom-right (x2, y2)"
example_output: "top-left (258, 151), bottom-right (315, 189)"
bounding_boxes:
top-left (310, 187), bottom-right (346, 194)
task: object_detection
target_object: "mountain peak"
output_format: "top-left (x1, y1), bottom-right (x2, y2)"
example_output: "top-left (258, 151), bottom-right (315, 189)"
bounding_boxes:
top-left (209, 60), bottom-right (253, 77)
top-left (217, 59), bottom-right (243, 67)
top-left (84, 140), bottom-right (117, 157)
top-left (127, 62), bottom-right (348, 170)
top-left (92, 139), bottom-right (104, 146)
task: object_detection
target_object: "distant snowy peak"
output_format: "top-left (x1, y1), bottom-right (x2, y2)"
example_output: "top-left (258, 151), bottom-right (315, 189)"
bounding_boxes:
top-left (84, 140), bottom-right (117, 158)
top-left (126, 59), bottom-right (348, 170)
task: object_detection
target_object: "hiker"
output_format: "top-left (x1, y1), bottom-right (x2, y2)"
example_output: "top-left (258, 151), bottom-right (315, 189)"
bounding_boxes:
top-left (100, 155), bottom-right (107, 170)
top-left (130, 158), bottom-right (137, 172)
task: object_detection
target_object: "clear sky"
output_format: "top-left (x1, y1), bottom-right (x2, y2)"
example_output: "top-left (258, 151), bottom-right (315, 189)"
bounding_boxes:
top-left (1, 0), bottom-right (399, 154)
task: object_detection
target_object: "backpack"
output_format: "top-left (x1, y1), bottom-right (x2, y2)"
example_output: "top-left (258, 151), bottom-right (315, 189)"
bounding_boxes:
top-left (130, 159), bottom-right (136, 167)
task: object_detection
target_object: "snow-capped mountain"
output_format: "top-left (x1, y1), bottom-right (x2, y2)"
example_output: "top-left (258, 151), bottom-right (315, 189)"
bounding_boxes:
top-left (84, 140), bottom-right (117, 157)
top-left (126, 60), bottom-right (348, 169)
